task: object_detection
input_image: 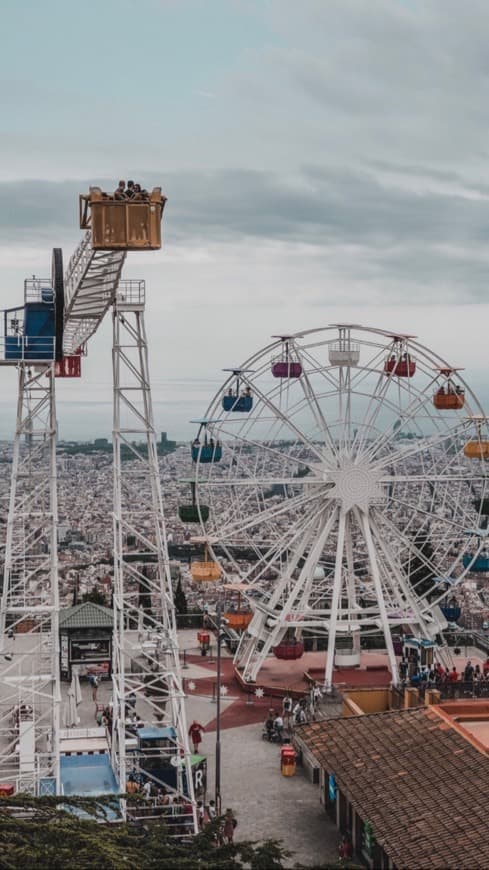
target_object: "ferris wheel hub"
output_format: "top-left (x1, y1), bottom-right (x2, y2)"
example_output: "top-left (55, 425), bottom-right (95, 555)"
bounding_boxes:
top-left (328, 459), bottom-right (384, 512)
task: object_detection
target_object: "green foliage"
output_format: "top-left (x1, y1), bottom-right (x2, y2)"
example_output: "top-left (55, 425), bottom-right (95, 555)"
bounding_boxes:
top-left (81, 588), bottom-right (107, 607)
top-left (0, 796), bottom-right (289, 869)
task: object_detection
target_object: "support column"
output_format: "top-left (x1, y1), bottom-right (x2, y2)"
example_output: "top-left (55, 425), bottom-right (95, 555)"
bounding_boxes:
top-left (0, 364), bottom-right (60, 794)
top-left (324, 509), bottom-right (346, 691)
top-left (111, 290), bottom-right (197, 831)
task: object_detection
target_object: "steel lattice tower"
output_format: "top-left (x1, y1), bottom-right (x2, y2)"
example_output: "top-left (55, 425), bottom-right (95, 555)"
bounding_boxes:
top-left (111, 284), bottom-right (197, 829)
top-left (0, 364), bottom-right (61, 793)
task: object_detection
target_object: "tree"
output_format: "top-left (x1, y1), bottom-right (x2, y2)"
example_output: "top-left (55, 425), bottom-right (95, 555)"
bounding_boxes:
top-left (0, 796), bottom-right (288, 869)
top-left (174, 577), bottom-right (188, 614)
top-left (81, 588), bottom-right (107, 607)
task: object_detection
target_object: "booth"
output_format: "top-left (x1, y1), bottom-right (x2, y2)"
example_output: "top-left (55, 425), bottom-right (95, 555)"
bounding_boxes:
top-left (280, 745), bottom-right (296, 777)
top-left (59, 602), bottom-right (113, 681)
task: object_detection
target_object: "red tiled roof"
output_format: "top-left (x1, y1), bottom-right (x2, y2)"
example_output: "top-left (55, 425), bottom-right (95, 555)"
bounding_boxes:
top-left (299, 707), bottom-right (489, 870)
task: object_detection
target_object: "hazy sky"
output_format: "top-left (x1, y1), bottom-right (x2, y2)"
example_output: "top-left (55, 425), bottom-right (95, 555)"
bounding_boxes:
top-left (2, 0), bottom-right (489, 439)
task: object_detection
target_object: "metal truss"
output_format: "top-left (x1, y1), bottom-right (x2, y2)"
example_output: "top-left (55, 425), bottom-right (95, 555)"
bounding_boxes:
top-left (0, 364), bottom-right (60, 793)
top-left (111, 286), bottom-right (197, 830)
top-left (63, 231), bottom-right (126, 355)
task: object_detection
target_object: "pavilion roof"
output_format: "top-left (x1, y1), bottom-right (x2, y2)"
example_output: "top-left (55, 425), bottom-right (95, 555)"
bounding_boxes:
top-left (59, 601), bottom-right (113, 629)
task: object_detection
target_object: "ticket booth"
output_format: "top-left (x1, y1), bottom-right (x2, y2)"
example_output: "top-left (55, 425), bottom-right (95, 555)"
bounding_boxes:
top-left (59, 602), bottom-right (113, 681)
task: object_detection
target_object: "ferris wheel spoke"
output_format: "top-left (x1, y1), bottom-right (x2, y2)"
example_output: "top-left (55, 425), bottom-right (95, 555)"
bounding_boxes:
top-left (231, 492), bottom-right (330, 589)
top-left (210, 485), bottom-right (323, 542)
top-left (351, 370), bottom-right (396, 456)
top-left (369, 509), bottom-right (437, 632)
top-left (246, 381), bottom-right (329, 463)
top-left (382, 487), bottom-right (472, 537)
top-left (354, 507), bottom-right (399, 682)
top-left (364, 374), bottom-right (443, 462)
top-left (373, 424), bottom-right (468, 472)
top-left (296, 366), bottom-right (339, 459)
top-left (376, 505), bottom-right (451, 590)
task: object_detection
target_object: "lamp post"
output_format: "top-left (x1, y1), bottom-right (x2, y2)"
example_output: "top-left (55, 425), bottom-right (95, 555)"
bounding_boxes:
top-left (215, 597), bottom-right (222, 816)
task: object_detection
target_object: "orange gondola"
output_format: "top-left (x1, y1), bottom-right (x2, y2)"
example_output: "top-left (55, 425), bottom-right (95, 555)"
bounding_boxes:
top-left (223, 583), bottom-right (253, 631)
top-left (191, 541), bottom-right (221, 583)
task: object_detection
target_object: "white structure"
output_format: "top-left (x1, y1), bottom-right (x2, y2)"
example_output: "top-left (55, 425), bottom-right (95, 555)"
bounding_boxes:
top-left (0, 364), bottom-right (60, 793)
top-left (111, 285), bottom-right (196, 825)
top-left (0, 221), bottom-right (196, 827)
top-left (192, 325), bottom-right (489, 688)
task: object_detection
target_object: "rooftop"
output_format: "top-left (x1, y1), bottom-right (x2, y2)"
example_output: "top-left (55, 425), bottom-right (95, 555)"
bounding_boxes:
top-left (299, 706), bottom-right (489, 870)
top-left (59, 601), bottom-right (113, 629)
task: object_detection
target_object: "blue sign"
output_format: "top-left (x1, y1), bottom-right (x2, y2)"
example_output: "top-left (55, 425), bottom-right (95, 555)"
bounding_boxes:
top-left (328, 773), bottom-right (337, 802)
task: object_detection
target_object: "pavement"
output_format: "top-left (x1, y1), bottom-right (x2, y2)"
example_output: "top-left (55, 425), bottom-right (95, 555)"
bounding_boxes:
top-left (198, 721), bottom-right (340, 869)
top-left (0, 629), bottom-right (341, 867)
top-left (176, 630), bottom-right (341, 867)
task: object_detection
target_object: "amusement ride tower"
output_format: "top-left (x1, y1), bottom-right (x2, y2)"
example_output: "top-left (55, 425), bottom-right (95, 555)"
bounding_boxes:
top-left (0, 189), bottom-right (197, 827)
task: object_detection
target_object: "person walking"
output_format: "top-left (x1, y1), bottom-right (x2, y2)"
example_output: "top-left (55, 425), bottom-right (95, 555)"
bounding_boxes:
top-left (188, 720), bottom-right (205, 754)
top-left (223, 808), bottom-right (237, 843)
top-left (88, 673), bottom-right (99, 702)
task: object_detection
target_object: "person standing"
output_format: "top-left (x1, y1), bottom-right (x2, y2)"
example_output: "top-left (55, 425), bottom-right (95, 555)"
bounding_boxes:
top-left (188, 720), bottom-right (205, 754)
top-left (282, 693), bottom-right (292, 726)
top-left (223, 808), bottom-right (237, 843)
top-left (273, 712), bottom-right (284, 741)
top-left (88, 673), bottom-right (99, 702)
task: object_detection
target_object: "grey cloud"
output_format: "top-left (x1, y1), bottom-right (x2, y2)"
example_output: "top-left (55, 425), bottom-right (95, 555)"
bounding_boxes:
top-left (0, 167), bottom-right (489, 303)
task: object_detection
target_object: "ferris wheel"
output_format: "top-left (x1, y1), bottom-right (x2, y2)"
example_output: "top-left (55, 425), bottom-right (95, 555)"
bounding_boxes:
top-left (189, 325), bottom-right (489, 688)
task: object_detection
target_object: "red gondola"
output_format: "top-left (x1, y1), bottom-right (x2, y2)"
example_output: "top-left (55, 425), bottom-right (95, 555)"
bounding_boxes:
top-left (272, 639), bottom-right (304, 660)
top-left (384, 354), bottom-right (415, 378)
top-left (433, 388), bottom-right (464, 410)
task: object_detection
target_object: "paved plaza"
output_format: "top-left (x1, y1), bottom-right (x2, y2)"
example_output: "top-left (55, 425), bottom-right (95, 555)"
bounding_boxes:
top-left (0, 630), bottom-right (344, 865)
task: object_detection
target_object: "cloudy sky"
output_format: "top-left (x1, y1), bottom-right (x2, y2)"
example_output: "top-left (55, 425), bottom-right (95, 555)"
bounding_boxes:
top-left (2, 0), bottom-right (489, 439)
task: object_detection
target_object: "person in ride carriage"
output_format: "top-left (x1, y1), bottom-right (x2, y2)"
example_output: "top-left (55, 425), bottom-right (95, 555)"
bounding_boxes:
top-left (114, 180), bottom-right (126, 200)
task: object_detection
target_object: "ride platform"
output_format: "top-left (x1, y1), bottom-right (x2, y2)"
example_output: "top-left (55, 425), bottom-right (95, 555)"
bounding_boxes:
top-left (233, 651), bottom-right (393, 698)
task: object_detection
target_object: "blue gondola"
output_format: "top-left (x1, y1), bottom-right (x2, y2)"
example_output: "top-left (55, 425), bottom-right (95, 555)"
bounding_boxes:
top-left (191, 441), bottom-right (222, 463)
top-left (222, 394), bottom-right (253, 413)
top-left (463, 553), bottom-right (489, 572)
top-left (441, 606), bottom-right (462, 622)
top-left (222, 367), bottom-right (254, 413)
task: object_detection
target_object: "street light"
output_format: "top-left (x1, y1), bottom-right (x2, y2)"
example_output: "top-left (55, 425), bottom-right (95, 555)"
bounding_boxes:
top-left (215, 597), bottom-right (223, 816)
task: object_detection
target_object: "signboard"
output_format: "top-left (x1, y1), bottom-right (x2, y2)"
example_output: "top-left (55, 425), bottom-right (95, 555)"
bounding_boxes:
top-left (328, 773), bottom-right (337, 802)
top-left (61, 634), bottom-right (69, 672)
top-left (363, 820), bottom-right (374, 856)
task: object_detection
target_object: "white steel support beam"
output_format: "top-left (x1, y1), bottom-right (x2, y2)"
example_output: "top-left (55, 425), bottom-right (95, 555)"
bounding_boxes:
top-left (0, 364), bottom-right (60, 794)
top-left (359, 509), bottom-right (399, 685)
top-left (111, 298), bottom-right (197, 831)
top-left (324, 509), bottom-right (346, 691)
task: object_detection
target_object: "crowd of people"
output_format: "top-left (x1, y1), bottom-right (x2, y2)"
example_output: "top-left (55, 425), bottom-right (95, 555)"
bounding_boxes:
top-left (263, 684), bottom-right (323, 741)
top-left (113, 180), bottom-right (150, 201)
top-left (125, 777), bottom-right (237, 842)
top-left (402, 655), bottom-right (489, 696)
top-left (93, 180), bottom-right (152, 202)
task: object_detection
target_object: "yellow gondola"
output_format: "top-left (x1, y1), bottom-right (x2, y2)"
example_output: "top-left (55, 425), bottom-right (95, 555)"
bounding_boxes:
top-left (464, 441), bottom-right (489, 459)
